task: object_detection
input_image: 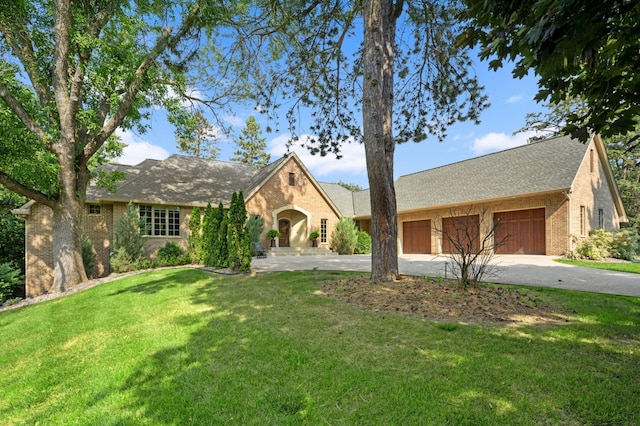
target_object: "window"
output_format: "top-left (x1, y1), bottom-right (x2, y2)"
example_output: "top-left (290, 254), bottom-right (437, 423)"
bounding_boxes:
top-left (320, 219), bottom-right (327, 243)
top-left (88, 204), bottom-right (101, 215)
top-left (598, 208), bottom-right (604, 229)
top-left (139, 205), bottom-right (180, 236)
top-left (580, 205), bottom-right (586, 235)
top-left (288, 172), bottom-right (295, 186)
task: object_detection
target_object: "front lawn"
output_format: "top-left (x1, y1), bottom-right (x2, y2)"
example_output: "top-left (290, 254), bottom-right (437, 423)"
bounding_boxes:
top-left (1, 269), bottom-right (639, 425)
top-left (555, 258), bottom-right (640, 274)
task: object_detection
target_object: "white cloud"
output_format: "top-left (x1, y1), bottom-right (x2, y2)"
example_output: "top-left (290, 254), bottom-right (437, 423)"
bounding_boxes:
top-left (471, 130), bottom-right (540, 155)
top-left (224, 115), bottom-right (245, 127)
top-left (269, 134), bottom-right (367, 178)
top-left (506, 94), bottom-right (525, 104)
top-left (114, 129), bottom-right (170, 165)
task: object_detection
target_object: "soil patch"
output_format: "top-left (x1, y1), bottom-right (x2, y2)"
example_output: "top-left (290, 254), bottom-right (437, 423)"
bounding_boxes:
top-left (320, 275), bottom-right (569, 325)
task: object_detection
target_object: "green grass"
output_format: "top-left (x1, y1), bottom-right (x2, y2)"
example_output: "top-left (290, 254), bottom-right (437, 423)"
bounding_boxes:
top-left (1, 268), bottom-right (639, 425)
top-left (555, 258), bottom-right (640, 274)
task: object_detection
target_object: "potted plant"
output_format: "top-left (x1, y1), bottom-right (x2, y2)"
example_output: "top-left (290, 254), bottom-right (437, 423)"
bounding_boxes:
top-left (308, 231), bottom-right (320, 247)
top-left (266, 229), bottom-right (280, 247)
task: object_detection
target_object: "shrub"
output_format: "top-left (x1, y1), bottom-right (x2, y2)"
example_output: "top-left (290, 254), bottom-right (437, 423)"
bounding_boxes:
top-left (354, 231), bottom-right (372, 254)
top-left (188, 207), bottom-right (204, 264)
top-left (82, 236), bottom-right (97, 278)
top-left (574, 229), bottom-right (612, 260)
top-left (610, 229), bottom-right (639, 261)
top-left (113, 202), bottom-right (147, 262)
top-left (331, 217), bottom-right (358, 255)
top-left (110, 247), bottom-right (136, 273)
top-left (157, 242), bottom-right (185, 263)
top-left (0, 262), bottom-right (23, 304)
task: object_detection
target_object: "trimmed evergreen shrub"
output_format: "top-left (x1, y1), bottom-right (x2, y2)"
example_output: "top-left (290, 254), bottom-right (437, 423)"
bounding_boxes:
top-left (82, 236), bottom-right (97, 278)
top-left (157, 242), bottom-right (185, 263)
top-left (113, 202), bottom-right (147, 262)
top-left (354, 231), bottom-right (372, 254)
top-left (331, 217), bottom-right (358, 255)
top-left (188, 207), bottom-right (204, 264)
top-left (110, 247), bottom-right (136, 273)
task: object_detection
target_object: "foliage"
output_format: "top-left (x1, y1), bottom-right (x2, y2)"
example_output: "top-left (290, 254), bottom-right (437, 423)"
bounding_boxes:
top-left (308, 231), bottom-right (320, 241)
top-left (246, 215), bottom-right (265, 243)
top-left (230, 116), bottom-right (270, 168)
top-left (610, 230), bottom-right (639, 261)
top-left (266, 229), bottom-right (280, 239)
top-left (171, 110), bottom-right (220, 159)
top-left (460, 0), bottom-right (640, 142)
top-left (337, 181), bottom-right (364, 192)
top-left (157, 242), bottom-right (185, 263)
top-left (0, 0), bottom-right (257, 291)
top-left (331, 217), bottom-right (358, 255)
top-left (188, 207), bottom-right (204, 264)
top-left (201, 203), bottom-right (218, 267)
top-left (0, 189), bottom-right (26, 269)
top-left (110, 247), bottom-right (136, 274)
top-left (215, 202), bottom-right (229, 268)
top-left (226, 192), bottom-right (251, 272)
top-left (81, 236), bottom-right (97, 279)
top-left (354, 231), bottom-right (372, 254)
top-left (113, 203), bottom-right (147, 263)
top-left (0, 261), bottom-right (23, 303)
top-left (572, 229), bottom-right (638, 261)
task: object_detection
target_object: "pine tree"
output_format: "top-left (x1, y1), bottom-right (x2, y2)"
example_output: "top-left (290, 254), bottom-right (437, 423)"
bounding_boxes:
top-left (230, 116), bottom-right (271, 168)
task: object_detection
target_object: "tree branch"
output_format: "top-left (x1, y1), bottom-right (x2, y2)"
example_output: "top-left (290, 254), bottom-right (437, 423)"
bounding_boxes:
top-left (86, 4), bottom-right (202, 159)
top-left (0, 84), bottom-right (49, 144)
top-left (0, 171), bottom-right (56, 208)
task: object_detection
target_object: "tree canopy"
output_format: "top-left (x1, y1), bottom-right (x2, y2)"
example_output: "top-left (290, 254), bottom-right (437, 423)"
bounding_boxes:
top-left (460, 0), bottom-right (640, 145)
top-left (0, 0), bottom-right (253, 292)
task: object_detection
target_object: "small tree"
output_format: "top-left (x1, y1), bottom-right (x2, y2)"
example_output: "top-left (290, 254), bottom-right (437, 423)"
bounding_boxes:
top-left (81, 236), bottom-right (97, 279)
top-left (436, 208), bottom-right (510, 288)
top-left (227, 192), bottom-right (251, 271)
top-left (355, 231), bottom-right (372, 254)
top-left (246, 215), bottom-right (265, 244)
top-left (331, 218), bottom-right (358, 255)
top-left (113, 202), bottom-right (147, 262)
top-left (215, 202), bottom-right (229, 268)
top-left (201, 203), bottom-right (217, 267)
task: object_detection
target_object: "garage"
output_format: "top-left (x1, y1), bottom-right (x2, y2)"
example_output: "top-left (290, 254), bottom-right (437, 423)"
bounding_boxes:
top-left (494, 208), bottom-right (546, 254)
top-left (403, 220), bottom-right (431, 254)
top-left (442, 215), bottom-right (480, 254)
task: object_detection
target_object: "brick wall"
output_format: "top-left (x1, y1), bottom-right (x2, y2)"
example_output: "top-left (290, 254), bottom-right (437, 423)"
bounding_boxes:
top-left (396, 192), bottom-right (569, 255)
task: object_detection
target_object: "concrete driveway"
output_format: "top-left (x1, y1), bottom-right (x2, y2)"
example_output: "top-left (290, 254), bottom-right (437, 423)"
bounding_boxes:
top-left (251, 254), bottom-right (640, 297)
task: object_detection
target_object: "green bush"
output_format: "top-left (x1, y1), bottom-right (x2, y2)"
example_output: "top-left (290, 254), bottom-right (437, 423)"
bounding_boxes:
top-left (354, 231), bottom-right (372, 254)
top-left (82, 236), bottom-right (97, 278)
top-left (157, 242), bottom-right (185, 262)
top-left (575, 229), bottom-right (612, 260)
top-left (110, 247), bottom-right (136, 273)
top-left (0, 262), bottom-right (23, 303)
top-left (247, 215), bottom-right (265, 243)
top-left (113, 202), bottom-right (147, 262)
top-left (331, 217), bottom-right (358, 255)
top-left (610, 229), bottom-right (639, 261)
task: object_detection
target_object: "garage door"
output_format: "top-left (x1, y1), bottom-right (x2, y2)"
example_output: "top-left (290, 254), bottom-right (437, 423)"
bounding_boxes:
top-left (442, 215), bottom-right (480, 254)
top-left (403, 220), bottom-right (431, 254)
top-left (494, 208), bottom-right (545, 254)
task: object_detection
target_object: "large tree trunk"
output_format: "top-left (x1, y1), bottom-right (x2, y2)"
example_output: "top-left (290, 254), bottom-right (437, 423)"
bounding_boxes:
top-left (49, 140), bottom-right (88, 293)
top-left (362, 0), bottom-right (400, 282)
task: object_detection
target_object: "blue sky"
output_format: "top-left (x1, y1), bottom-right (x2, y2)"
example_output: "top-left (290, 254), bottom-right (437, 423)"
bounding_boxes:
top-left (115, 58), bottom-right (547, 189)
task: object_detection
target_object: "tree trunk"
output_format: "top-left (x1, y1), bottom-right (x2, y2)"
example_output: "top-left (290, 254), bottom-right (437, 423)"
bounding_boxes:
top-left (362, 0), bottom-right (400, 282)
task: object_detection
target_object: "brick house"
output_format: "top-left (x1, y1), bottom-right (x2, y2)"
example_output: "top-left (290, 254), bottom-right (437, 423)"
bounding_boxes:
top-left (13, 134), bottom-right (627, 297)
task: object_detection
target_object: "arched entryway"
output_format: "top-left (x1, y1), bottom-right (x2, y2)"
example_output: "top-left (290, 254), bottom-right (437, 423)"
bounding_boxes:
top-left (272, 205), bottom-right (311, 248)
top-left (278, 219), bottom-right (291, 247)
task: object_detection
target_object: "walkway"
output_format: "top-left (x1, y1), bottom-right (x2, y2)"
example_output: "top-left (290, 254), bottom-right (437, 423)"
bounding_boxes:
top-left (251, 254), bottom-right (640, 297)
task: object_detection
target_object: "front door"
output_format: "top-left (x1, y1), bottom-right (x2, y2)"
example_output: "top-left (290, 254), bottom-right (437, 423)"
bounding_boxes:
top-left (278, 219), bottom-right (290, 247)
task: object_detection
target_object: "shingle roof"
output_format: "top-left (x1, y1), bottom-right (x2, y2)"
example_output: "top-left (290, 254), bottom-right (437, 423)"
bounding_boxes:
top-left (318, 182), bottom-right (356, 217)
top-left (87, 159), bottom-right (160, 201)
top-left (97, 155), bottom-right (258, 206)
top-left (353, 134), bottom-right (589, 216)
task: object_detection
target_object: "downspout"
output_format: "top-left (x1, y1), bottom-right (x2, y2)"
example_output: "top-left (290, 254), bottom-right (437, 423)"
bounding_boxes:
top-left (563, 190), bottom-right (572, 252)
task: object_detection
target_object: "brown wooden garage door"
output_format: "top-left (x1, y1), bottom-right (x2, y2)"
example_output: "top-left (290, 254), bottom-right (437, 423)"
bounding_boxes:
top-left (442, 215), bottom-right (480, 254)
top-left (403, 220), bottom-right (431, 254)
top-left (494, 208), bottom-right (545, 254)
